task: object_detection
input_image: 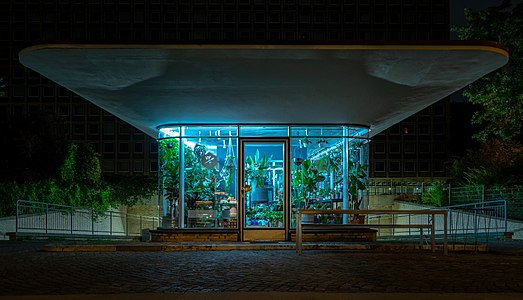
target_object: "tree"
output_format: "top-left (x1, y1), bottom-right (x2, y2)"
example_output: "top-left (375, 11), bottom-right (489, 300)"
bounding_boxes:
top-left (449, 139), bottom-right (523, 187)
top-left (453, 0), bottom-right (523, 141)
top-left (0, 111), bottom-right (69, 181)
top-left (0, 77), bottom-right (5, 97)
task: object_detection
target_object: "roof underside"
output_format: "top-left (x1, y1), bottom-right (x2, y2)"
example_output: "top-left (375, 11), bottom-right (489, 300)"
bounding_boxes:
top-left (19, 43), bottom-right (508, 138)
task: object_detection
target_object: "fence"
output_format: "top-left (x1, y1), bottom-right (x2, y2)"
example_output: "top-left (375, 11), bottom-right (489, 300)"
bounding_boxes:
top-left (368, 182), bottom-right (523, 221)
top-left (446, 200), bottom-right (507, 245)
top-left (296, 200), bottom-right (508, 253)
top-left (367, 181), bottom-right (437, 196)
top-left (450, 186), bottom-right (523, 220)
top-left (16, 200), bottom-right (159, 237)
top-left (369, 200), bottom-right (507, 242)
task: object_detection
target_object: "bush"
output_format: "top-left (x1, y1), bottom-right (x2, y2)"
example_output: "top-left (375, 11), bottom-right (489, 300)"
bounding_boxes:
top-left (421, 182), bottom-right (448, 207)
top-left (0, 176), bottom-right (157, 217)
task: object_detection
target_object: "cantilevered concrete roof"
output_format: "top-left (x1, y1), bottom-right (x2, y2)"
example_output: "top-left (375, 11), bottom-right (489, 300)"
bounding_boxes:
top-left (19, 43), bottom-right (508, 138)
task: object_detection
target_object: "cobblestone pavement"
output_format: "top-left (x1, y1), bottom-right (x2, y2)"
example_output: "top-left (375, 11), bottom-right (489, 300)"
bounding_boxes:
top-left (1, 241), bottom-right (523, 297)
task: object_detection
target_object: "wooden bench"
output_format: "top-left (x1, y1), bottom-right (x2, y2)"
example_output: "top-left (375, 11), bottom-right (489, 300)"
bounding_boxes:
top-left (299, 223), bottom-right (432, 244)
top-left (296, 209), bottom-right (448, 255)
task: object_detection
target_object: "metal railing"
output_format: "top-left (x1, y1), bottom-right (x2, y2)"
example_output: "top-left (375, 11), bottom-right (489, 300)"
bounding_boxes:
top-left (16, 200), bottom-right (159, 237)
top-left (296, 209), bottom-right (448, 255)
top-left (368, 201), bottom-right (507, 245)
top-left (295, 202), bottom-right (508, 254)
top-left (446, 200), bottom-right (507, 246)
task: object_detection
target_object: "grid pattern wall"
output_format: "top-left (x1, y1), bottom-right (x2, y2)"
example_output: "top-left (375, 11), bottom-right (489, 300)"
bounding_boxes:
top-left (369, 100), bottom-right (451, 178)
top-left (0, 0), bottom-right (450, 176)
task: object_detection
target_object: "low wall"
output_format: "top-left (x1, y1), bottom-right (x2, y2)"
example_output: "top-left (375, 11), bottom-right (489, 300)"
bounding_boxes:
top-left (119, 192), bottom-right (160, 234)
top-left (0, 216), bottom-right (15, 240)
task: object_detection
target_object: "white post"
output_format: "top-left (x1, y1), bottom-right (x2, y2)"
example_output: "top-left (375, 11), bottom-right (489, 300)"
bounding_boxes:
top-left (296, 212), bottom-right (302, 254)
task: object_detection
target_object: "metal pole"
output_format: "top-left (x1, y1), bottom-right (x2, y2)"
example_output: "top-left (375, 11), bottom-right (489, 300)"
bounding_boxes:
top-left (16, 201), bottom-right (19, 235)
top-left (91, 208), bottom-right (94, 235)
top-left (392, 212), bottom-right (395, 236)
top-left (444, 211), bottom-right (448, 255)
top-left (449, 210), bottom-right (453, 243)
top-left (45, 203), bottom-right (49, 234)
top-left (125, 213), bottom-right (129, 236)
top-left (179, 134), bottom-right (185, 228)
top-left (110, 211), bottom-right (113, 235)
top-left (342, 128), bottom-right (349, 224)
top-left (474, 208), bottom-right (478, 245)
top-left (431, 212), bottom-right (435, 253)
top-left (408, 213), bottom-right (411, 236)
top-left (503, 200), bottom-right (507, 233)
top-left (448, 183), bottom-right (451, 206)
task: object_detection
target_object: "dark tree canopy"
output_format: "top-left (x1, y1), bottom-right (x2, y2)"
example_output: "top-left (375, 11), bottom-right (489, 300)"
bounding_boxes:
top-left (0, 77), bottom-right (5, 97)
top-left (453, 0), bottom-right (523, 141)
top-left (0, 111), bottom-right (69, 181)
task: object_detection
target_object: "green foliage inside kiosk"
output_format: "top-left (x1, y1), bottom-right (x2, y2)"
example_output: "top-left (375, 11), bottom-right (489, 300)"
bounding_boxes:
top-left (157, 125), bottom-right (369, 229)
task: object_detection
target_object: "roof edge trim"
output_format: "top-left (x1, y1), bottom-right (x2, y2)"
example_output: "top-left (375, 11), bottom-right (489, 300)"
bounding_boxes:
top-left (19, 41), bottom-right (509, 58)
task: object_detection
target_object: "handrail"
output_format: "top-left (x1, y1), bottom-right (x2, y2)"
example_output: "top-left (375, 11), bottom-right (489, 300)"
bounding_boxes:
top-left (445, 200), bottom-right (506, 209)
top-left (299, 209), bottom-right (449, 214)
top-left (16, 200), bottom-right (159, 237)
top-left (445, 200), bottom-right (507, 245)
top-left (296, 209), bottom-right (448, 255)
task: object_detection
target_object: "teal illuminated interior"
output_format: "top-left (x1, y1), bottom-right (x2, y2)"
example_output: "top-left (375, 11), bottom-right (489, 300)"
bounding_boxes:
top-left (157, 125), bottom-right (369, 231)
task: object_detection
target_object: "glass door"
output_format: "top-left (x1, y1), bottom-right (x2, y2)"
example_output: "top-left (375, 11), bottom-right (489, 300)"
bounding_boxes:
top-left (240, 139), bottom-right (288, 241)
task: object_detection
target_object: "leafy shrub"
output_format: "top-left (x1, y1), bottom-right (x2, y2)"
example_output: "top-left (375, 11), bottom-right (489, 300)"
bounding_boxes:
top-left (421, 182), bottom-right (448, 207)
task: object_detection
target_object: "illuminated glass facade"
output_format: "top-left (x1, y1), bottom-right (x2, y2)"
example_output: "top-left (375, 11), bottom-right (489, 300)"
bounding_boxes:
top-left (157, 125), bottom-right (369, 238)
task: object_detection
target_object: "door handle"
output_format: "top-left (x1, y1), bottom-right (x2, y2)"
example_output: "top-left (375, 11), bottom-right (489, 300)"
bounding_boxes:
top-left (241, 185), bottom-right (252, 193)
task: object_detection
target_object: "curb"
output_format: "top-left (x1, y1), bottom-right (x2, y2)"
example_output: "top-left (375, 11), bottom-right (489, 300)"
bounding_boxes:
top-left (42, 242), bottom-right (486, 253)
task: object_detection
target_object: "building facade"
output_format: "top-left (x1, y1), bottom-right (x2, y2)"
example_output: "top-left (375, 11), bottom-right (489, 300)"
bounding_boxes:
top-left (369, 99), bottom-right (451, 179)
top-left (1, 0), bottom-right (450, 180)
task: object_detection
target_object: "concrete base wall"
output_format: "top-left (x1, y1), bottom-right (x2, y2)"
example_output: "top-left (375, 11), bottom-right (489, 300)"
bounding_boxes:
top-left (368, 194), bottom-right (397, 210)
top-left (0, 216), bottom-right (15, 240)
top-left (150, 230), bottom-right (238, 242)
top-left (291, 229), bottom-right (377, 242)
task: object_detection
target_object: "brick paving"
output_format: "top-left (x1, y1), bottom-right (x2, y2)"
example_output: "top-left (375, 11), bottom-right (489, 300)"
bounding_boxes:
top-left (1, 241), bottom-right (523, 296)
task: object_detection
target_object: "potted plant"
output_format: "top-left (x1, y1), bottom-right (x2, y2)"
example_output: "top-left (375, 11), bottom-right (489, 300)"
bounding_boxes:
top-left (245, 150), bottom-right (273, 205)
top-left (347, 161), bottom-right (367, 223)
top-left (265, 210), bottom-right (284, 227)
top-left (292, 159), bottom-right (323, 209)
top-left (291, 159), bottom-right (325, 224)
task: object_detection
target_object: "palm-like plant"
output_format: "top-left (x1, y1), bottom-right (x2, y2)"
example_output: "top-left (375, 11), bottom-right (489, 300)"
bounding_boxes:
top-left (245, 150), bottom-right (272, 188)
top-left (292, 159), bottom-right (323, 209)
top-left (347, 161), bottom-right (367, 209)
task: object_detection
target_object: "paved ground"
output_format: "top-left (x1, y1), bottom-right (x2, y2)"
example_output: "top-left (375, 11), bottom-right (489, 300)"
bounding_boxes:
top-left (1, 240), bottom-right (523, 299)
